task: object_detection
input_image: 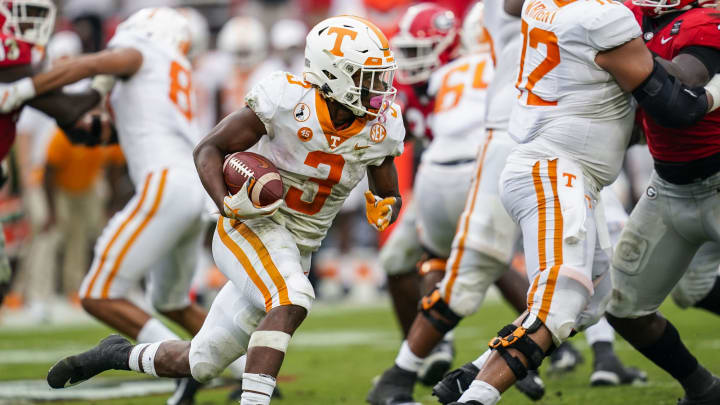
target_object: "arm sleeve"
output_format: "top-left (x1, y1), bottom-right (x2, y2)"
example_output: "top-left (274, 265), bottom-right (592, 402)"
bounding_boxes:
top-left (679, 46), bottom-right (720, 75)
top-left (585, 4), bottom-right (642, 51)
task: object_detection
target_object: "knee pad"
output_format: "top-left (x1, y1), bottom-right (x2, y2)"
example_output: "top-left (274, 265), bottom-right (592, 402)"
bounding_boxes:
top-left (487, 318), bottom-right (546, 380)
top-left (284, 272), bottom-right (315, 312)
top-left (420, 289), bottom-right (462, 334)
top-left (189, 325), bottom-right (251, 383)
top-left (444, 250), bottom-right (505, 317)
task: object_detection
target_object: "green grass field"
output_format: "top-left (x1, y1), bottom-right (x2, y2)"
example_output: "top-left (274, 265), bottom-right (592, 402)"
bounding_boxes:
top-left (0, 298), bottom-right (717, 405)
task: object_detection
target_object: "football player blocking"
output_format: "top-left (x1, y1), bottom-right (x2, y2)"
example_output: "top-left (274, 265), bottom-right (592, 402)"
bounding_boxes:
top-left (443, 0), bottom-right (720, 404)
top-left (44, 15), bottom-right (404, 405)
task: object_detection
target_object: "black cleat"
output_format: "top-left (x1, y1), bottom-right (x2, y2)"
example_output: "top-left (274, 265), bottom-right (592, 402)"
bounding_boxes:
top-left (432, 362), bottom-right (479, 404)
top-left (590, 353), bottom-right (647, 386)
top-left (548, 341), bottom-right (584, 374)
top-left (166, 377), bottom-right (203, 405)
top-left (47, 334), bottom-right (132, 389)
top-left (515, 370), bottom-right (545, 401)
top-left (677, 376), bottom-right (720, 405)
top-left (418, 339), bottom-right (455, 387)
top-left (367, 365), bottom-right (421, 405)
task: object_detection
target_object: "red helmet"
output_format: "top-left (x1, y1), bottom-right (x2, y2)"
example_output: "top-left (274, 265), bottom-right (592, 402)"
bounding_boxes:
top-left (632, 0), bottom-right (716, 16)
top-left (391, 2), bottom-right (460, 85)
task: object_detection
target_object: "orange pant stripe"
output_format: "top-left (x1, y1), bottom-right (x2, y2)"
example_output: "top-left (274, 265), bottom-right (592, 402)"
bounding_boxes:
top-left (217, 219), bottom-right (273, 312)
top-left (101, 169), bottom-right (168, 298)
top-left (444, 131), bottom-right (493, 304)
top-left (537, 159), bottom-right (563, 323)
top-left (82, 172), bottom-right (154, 297)
top-left (233, 221), bottom-right (292, 307)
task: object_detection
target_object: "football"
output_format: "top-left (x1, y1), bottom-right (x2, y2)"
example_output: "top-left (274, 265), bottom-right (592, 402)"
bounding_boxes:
top-left (223, 151), bottom-right (284, 207)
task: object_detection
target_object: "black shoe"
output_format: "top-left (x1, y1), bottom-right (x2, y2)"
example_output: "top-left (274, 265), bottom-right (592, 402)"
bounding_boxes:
top-left (590, 353), bottom-right (647, 386)
top-left (515, 370), bottom-right (545, 401)
top-left (677, 376), bottom-right (720, 405)
top-left (47, 334), bottom-right (132, 389)
top-left (548, 342), bottom-right (584, 374)
top-left (166, 377), bottom-right (203, 405)
top-left (432, 362), bottom-right (479, 404)
top-left (366, 365), bottom-right (421, 405)
top-left (418, 339), bottom-right (455, 387)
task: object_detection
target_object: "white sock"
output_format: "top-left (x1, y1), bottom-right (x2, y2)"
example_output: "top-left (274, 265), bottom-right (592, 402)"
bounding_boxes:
top-left (472, 349), bottom-right (492, 370)
top-left (137, 318), bottom-right (180, 343)
top-left (395, 340), bottom-right (424, 373)
top-left (458, 380), bottom-right (501, 405)
top-left (241, 373), bottom-right (275, 405)
top-left (584, 317), bottom-right (615, 346)
top-left (443, 330), bottom-right (455, 342)
top-left (128, 341), bottom-right (162, 377)
top-left (228, 355), bottom-right (247, 379)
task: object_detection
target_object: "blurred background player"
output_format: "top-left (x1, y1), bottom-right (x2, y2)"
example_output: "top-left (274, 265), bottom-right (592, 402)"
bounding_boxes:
top-left (0, 0), bottom-right (103, 305)
top-left (249, 18), bottom-right (307, 84)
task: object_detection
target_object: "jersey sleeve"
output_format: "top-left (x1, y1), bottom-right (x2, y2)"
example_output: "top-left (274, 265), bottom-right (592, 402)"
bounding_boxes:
top-left (244, 71), bottom-right (291, 127)
top-left (584, 3), bottom-right (642, 51)
top-left (384, 103), bottom-right (406, 158)
top-left (672, 9), bottom-right (720, 53)
top-left (0, 34), bottom-right (33, 68)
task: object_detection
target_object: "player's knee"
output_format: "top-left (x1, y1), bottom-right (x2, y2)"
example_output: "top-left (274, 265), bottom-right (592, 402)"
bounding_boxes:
top-left (189, 325), bottom-right (250, 383)
top-left (80, 297), bottom-right (105, 316)
top-left (444, 253), bottom-right (504, 317)
top-left (420, 289), bottom-right (462, 333)
top-left (283, 272), bottom-right (315, 313)
top-left (534, 267), bottom-right (593, 343)
top-left (487, 317), bottom-right (551, 380)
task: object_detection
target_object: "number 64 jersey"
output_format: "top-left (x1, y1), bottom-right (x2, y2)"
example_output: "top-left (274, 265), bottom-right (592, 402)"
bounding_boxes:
top-left (246, 71), bottom-right (405, 252)
top-left (509, 0), bottom-right (642, 188)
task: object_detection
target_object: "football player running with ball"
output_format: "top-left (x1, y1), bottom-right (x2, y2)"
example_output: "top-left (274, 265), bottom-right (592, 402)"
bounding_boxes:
top-left (45, 15), bottom-right (405, 405)
top-left (606, 1), bottom-right (720, 404)
top-left (448, 0), bottom-right (719, 403)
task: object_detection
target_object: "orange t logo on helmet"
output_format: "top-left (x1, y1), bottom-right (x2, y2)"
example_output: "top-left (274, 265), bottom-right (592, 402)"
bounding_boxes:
top-left (326, 27), bottom-right (357, 57)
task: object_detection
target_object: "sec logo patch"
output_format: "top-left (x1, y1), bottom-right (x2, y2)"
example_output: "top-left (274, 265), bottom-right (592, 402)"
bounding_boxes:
top-left (297, 127), bottom-right (313, 142)
top-left (294, 103), bottom-right (310, 122)
top-left (370, 123), bottom-right (387, 143)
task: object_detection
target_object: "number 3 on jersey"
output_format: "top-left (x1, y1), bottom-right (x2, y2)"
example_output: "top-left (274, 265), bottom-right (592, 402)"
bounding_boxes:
top-left (169, 61), bottom-right (194, 121)
top-left (285, 151), bottom-right (345, 215)
top-left (516, 20), bottom-right (560, 106)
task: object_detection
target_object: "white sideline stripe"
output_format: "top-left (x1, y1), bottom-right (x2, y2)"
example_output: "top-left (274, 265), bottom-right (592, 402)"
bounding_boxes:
top-left (0, 378), bottom-right (177, 400)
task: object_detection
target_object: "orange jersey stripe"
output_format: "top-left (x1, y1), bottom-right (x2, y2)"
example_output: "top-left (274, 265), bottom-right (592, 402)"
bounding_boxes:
top-left (537, 159), bottom-right (563, 322)
top-left (82, 172), bottom-right (154, 297)
top-left (101, 169), bottom-right (169, 298)
top-left (531, 161), bottom-right (547, 271)
top-left (233, 221), bottom-right (292, 307)
top-left (444, 131), bottom-right (494, 304)
top-left (217, 219), bottom-right (273, 312)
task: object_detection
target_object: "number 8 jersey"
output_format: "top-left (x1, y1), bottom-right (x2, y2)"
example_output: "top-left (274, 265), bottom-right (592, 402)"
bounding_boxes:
top-left (246, 71), bottom-right (405, 251)
top-left (509, 0), bottom-right (642, 187)
top-left (107, 29), bottom-right (198, 183)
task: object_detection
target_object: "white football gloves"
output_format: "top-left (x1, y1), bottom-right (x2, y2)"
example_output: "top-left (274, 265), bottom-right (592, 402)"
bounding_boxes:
top-left (223, 179), bottom-right (282, 220)
top-left (364, 191), bottom-right (395, 232)
top-left (0, 77), bottom-right (36, 113)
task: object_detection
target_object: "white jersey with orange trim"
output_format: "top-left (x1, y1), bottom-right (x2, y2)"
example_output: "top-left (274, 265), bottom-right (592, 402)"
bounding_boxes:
top-left (483, 0), bottom-right (522, 131)
top-left (108, 29), bottom-right (200, 183)
top-left (245, 71), bottom-right (405, 251)
top-left (423, 52), bottom-right (494, 164)
top-left (509, 0), bottom-right (641, 188)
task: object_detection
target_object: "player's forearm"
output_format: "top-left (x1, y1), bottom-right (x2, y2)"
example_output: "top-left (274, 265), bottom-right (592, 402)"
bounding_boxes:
top-left (32, 56), bottom-right (98, 95)
top-left (194, 142), bottom-right (229, 212)
top-left (29, 90), bottom-right (101, 127)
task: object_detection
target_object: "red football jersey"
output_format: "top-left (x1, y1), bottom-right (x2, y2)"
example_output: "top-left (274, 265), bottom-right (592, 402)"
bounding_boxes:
top-left (0, 33), bottom-right (34, 160)
top-left (394, 82), bottom-right (435, 140)
top-left (627, 3), bottom-right (720, 162)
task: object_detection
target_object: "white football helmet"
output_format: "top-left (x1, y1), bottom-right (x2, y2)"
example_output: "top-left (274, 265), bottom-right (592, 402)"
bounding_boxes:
top-left (177, 7), bottom-right (210, 61)
top-left (461, 2), bottom-right (490, 55)
top-left (47, 30), bottom-right (82, 63)
top-left (115, 7), bottom-right (192, 58)
top-left (304, 15), bottom-right (397, 117)
top-left (0, 0), bottom-right (56, 46)
top-left (218, 16), bottom-right (267, 68)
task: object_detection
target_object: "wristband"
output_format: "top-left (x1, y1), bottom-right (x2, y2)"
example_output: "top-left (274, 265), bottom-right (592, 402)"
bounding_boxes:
top-left (15, 77), bottom-right (36, 101)
top-left (91, 74), bottom-right (116, 98)
top-left (704, 73), bottom-right (720, 112)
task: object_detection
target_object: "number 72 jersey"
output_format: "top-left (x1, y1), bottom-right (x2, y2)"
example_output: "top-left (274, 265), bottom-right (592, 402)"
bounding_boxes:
top-left (246, 71), bottom-right (405, 252)
top-left (510, 0), bottom-right (641, 143)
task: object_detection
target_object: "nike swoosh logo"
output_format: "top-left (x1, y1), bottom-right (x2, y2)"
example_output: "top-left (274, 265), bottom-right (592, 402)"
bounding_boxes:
top-left (354, 144), bottom-right (370, 150)
top-left (661, 36), bottom-right (673, 44)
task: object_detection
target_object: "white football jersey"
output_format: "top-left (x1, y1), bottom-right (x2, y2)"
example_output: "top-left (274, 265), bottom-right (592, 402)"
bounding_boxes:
top-left (509, 0), bottom-right (641, 187)
top-left (108, 30), bottom-right (200, 183)
top-left (246, 71), bottom-right (405, 251)
top-left (483, 0), bottom-right (522, 131)
top-left (424, 52), bottom-right (494, 163)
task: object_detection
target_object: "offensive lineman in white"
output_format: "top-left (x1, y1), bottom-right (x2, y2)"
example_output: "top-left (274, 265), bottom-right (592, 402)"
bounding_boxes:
top-left (450, 0), bottom-right (719, 403)
top-left (45, 15), bottom-right (405, 405)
